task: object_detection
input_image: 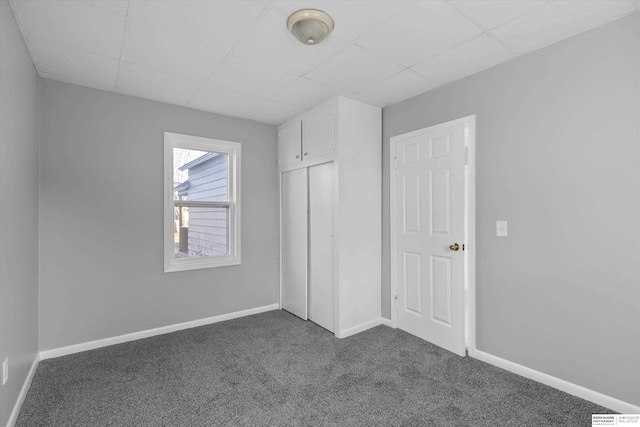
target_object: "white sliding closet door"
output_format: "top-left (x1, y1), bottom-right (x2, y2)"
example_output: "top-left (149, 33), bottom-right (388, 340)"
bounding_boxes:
top-left (308, 162), bottom-right (334, 332)
top-left (281, 168), bottom-right (308, 319)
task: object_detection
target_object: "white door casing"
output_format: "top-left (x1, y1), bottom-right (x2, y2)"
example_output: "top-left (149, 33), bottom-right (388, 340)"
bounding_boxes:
top-left (390, 116), bottom-right (475, 357)
top-left (281, 168), bottom-right (308, 319)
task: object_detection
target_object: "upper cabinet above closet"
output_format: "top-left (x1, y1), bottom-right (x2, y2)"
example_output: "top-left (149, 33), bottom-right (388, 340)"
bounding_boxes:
top-left (278, 97), bottom-right (383, 339)
top-left (277, 104), bottom-right (335, 167)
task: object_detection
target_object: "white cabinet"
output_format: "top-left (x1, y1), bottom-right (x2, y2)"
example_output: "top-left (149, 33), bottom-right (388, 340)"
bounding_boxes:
top-left (277, 121), bottom-right (301, 166)
top-left (277, 105), bottom-right (335, 166)
top-left (302, 105), bottom-right (335, 160)
top-left (279, 97), bottom-right (381, 338)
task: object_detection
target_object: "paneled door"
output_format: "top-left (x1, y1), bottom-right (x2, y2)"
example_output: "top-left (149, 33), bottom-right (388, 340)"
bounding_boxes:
top-left (281, 168), bottom-right (308, 319)
top-left (391, 118), bottom-right (468, 356)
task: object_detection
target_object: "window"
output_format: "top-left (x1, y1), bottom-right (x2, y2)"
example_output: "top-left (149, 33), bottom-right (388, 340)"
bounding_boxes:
top-left (164, 132), bottom-right (241, 272)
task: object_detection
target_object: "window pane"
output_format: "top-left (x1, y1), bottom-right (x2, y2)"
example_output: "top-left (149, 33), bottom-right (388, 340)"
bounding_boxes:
top-left (173, 148), bottom-right (228, 202)
top-left (174, 206), bottom-right (229, 259)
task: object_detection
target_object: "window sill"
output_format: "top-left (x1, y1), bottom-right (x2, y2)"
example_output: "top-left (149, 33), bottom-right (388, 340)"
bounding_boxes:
top-left (164, 256), bottom-right (241, 273)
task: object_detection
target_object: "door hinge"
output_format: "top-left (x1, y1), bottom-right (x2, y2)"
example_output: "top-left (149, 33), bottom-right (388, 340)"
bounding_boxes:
top-left (393, 156), bottom-right (398, 169)
top-left (394, 295), bottom-right (398, 307)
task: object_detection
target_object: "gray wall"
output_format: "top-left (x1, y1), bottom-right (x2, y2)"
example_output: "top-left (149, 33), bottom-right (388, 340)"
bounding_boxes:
top-left (382, 13), bottom-right (640, 406)
top-left (38, 80), bottom-right (279, 351)
top-left (0, 0), bottom-right (40, 424)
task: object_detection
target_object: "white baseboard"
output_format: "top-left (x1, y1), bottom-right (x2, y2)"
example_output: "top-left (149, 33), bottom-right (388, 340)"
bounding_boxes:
top-left (7, 353), bottom-right (40, 427)
top-left (40, 303), bottom-right (279, 360)
top-left (379, 318), bottom-right (392, 327)
top-left (337, 317), bottom-right (388, 339)
top-left (471, 349), bottom-right (640, 414)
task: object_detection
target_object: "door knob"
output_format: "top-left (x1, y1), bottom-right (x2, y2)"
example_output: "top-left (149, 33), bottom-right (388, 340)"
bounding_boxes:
top-left (295, 154), bottom-right (300, 159)
top-left (449, 243), bottom-right (460, 251)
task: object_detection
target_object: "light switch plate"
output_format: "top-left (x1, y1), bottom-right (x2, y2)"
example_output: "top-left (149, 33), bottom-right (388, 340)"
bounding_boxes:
top-left (496, 221), bottom-right (508, 237)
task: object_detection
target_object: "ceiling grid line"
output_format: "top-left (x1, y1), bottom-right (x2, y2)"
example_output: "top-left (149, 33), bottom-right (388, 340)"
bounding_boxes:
top-left (184, 2), bottom-right (275, 111)
top-left (113, 8), bottom-right (132, 94)
top-left (443, 0), bottom-right (529, 56)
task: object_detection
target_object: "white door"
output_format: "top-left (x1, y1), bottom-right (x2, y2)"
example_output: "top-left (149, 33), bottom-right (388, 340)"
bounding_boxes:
top-left (308, 162), bottom-right (334, 332)
top-left (392, 119), bottom-right (467, 356)
top-left (281, 168), bottom-right (308, 319)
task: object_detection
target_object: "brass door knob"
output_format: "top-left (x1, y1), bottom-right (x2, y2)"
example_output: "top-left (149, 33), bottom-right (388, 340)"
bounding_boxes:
top-left (449, 243), bottom-right (460, 251)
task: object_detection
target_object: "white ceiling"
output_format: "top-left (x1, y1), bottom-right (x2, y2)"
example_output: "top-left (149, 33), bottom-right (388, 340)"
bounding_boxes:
top-left (9, 0), bottom-right (639, 125)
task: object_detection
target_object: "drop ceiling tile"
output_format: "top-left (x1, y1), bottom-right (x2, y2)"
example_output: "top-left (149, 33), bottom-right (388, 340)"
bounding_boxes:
top-left (122, 20), bottom-right (226, 82)
top-left (84, 0), bottom-right (129, 17)
top-left (491, 1), bottom-right (636, 54)
top-left (11, 0), bottom-right (639, 122)
top-left (126, 1), bottom-right (269, 52)
top-left (28, 36), bottom-right (119, 91)
top-left (356, 1), bottom-right (482, 67)
top-left (412, 34), bottom-right (516, 84)
top-left (188, 81), bottom-right (266, 117)
top-left (116, 62), bottom-right (202, 106)
top-left (244, 100), bottom-right (306, 125)
top-left (271, 77), bottom-right (343, 109)
top-left (305, 45), bottom-right (403, 92)
top-left (232, 8), bottom-right (348, 76)
top-left (356, 70), bottom-right (441, 107)
top-left (271, 0), bottom-right (414, 42)
top-left (207, 55), bottom-right (298, 99)
top-left (10, 0), bottom-right (125, 59)
top-left (447, 0), bottom-right (549, 30)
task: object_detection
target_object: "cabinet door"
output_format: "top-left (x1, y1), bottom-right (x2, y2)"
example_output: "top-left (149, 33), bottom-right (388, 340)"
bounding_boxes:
top-left (302, 105), bottom-right (334, 160)
top-left (281, 168), bottom-right (308, 320)
top-left (278, 121), bottom-right (302, 166)
top-left (308, 162), bottom-right (334, 332)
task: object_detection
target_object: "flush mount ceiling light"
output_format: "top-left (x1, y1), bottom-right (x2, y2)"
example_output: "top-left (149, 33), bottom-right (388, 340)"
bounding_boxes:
top-left (287, 9), bottom-right (334, 45)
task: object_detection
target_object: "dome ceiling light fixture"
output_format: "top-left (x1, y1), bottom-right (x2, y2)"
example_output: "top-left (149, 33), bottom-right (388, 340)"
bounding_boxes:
top-left (287, 9), bottom-right (334, 45)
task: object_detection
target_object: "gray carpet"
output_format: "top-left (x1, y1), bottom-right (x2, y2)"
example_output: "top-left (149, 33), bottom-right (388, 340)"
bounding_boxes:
top-left (17, 310), bottom-right (613, 426)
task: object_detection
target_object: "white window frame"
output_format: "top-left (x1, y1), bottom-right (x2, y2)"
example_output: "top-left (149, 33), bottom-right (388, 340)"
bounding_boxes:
top-left (164, 132), bottom-right (241, 272)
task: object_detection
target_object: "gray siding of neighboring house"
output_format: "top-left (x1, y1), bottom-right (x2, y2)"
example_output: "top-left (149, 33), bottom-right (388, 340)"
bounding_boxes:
top-left (186, 154), bottom-right (228, 257)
